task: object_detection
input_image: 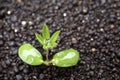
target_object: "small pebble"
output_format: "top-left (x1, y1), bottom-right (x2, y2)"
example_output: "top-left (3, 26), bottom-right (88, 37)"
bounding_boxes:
top-left (14, 29), bottom-right (18, 32)
top-left (63, 13), bottom-right (67, 17)
top-left (96, 18), bottom-right (100, 22)
top-left (72, 37), bottom-right (77, 43)
top-left (77, 27), bottom-right (81, 31)
top-left (11, 15), bottom-right (17, 22)
top-left (110, 24), bottom-right (115, 29)
top-left (55, 6), bottom-right (59, 10)
top-left (16, 75), bottom-right (22, 80)
top-left (19, 65), bottom-right (24, 70)
top-left (28, 21), bottom-right (33, 25)
top-left (91, 65), bottom-right (95, 70)
top-left (12, 49), bottom-right (18, 55)
top-left (23, 69), bottom-right (28, 74)
top-left (39, 73), bottom-right (44, 79)
top-left (0, 65), bottom-right (2, 71)
top-left (5, 60), bottom-right (10, 65)
top-left (21, 21), bottom-right (27, 26)
top-left (8, 41), bottom-right (15, 46)
top-left (7, 11), bottom-right (11, 15)
top-left (0, 34), bottom-right (3, 38)
top-left (0, 40), bottom-right (3, 46)
top-left (91, 48), bottom-right (96, 52)
top-left (33, 76), bottom-right (37, 79)
top-left (82, 7), bottom-right (88, 14)
top-left (100, 28), bottom-right (104, 32)
top-left (90, 38), bottom-right (94, 41)
top-left (16, 0), bottom-right (22, 3)
top-left (1, 61), bottom-right (7, 68)
top-left (4, 76), bottom-right (8, 80)
top-left (82, 20), bottom-right (85, 23)
top-left (89, 71), bottom-right (94, 76)
top-left (101, 0), bottom-right (106, 4)
top-left (9, 33), bottom-right (15, 39)
top-left (70, 77), bottom-right (74, 80)
top-left (9, 71), bottom-right (14, 75)
top-left (14, 66), bottom-right (19, 72)
top-left (116, 53), bottom-right (120, 57)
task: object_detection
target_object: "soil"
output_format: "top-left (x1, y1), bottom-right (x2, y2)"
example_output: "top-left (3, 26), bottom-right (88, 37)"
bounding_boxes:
top-left (0, 0), bottom-right (120, 80)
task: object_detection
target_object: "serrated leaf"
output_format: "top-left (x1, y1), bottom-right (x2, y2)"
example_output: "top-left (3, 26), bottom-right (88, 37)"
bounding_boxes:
top-left (42, 24), bottom-right (50, 39)
top-left (35, 33), bottom-right (44, 45)
top-left (50, 30), bottom-right (60, 43)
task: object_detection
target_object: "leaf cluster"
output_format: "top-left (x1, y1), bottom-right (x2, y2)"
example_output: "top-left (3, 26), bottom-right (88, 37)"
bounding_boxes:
top-left (35, 24), bottom-right (60, 50)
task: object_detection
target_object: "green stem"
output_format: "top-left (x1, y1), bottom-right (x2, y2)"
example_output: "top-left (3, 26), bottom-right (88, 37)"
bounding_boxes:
top-left (43, 60), bottom-right (52, 66)
top-left (46, 49), bottom-right (49, 61)
top-left (43, 48), bottom-right (53, 66)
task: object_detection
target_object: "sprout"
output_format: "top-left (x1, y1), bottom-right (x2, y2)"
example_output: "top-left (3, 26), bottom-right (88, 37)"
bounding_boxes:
top-left (18, 24), bottom-right (79, 67)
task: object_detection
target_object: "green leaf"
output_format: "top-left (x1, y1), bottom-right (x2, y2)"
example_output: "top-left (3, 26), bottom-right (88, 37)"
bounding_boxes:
top-left (42, 24), bottom-right (50, 39)
top-left (18, 44), bottom-right (43, 66)
top-left (43, 43), bottom-right (49, 50)
top-left (50, 30), bottom-right (60, 43)
top-left (52, 48), bottom-right (79, 67)
top-left (50, 42), bottom-right (57, 48)
top-left (35, 33), bottom-right (44, 45)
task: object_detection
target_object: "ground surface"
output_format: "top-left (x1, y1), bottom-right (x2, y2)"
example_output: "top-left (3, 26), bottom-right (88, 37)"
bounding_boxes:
top-left (0, 0), bottom-right (120, 80)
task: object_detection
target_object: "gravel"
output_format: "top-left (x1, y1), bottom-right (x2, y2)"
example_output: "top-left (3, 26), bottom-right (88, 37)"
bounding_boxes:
top-left (0, 0), bottom-right (120, 80)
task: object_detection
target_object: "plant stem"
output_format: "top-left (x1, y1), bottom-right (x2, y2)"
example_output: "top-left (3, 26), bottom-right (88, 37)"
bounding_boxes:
top-left (46, 49), bottom-right (49, 61)
top-left (43, 60), bottom-right (52, 66)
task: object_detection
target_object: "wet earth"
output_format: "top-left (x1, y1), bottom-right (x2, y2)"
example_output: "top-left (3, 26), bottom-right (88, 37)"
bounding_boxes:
top-left (0, 0), bottom-right (120, 80)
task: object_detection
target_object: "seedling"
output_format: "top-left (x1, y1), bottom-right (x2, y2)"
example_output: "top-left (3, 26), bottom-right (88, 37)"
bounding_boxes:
top-left (18, 24), bottom-right (79, 67)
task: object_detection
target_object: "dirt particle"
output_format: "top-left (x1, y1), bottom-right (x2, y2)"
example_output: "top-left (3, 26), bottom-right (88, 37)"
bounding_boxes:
top-left (90, 38), bottom-right (94, 41)
top-left (11, 15), bottom-right (17, 22)
top-left (32, 76), bottom-right (37, 79)
top-left (21, 21), bottom-right (27, 26)
top-left (28, 21), bottom-right (33, 25)
top-left (110, 24), bottom-right (115, 29)
top-left (14, 28), bottom-right (18, 32)
top-left (16, 75), bottom-right (22, 80)
top-left (63, 13), bottom-right (67, 17)
top-left (71, 37), bottom-right (77, 43)
top-left (96, 18), bottom-right (100, 22)
top-left (82, 20), bottom-right (85, 23)
top-left (7, 10), bottom-right (12, 15)
top-left (0, 40), bottom-right (3, 46)
top-left (82, 6), bottom-right (88, 14)
top-left (16, 0), bottom-right (22, 3)
top-left (100, 28), bottom-right (104, 32)
top-left (39, 73), bottom-right (44, 79)
top-left (91, 48), bottom-right (96, 52)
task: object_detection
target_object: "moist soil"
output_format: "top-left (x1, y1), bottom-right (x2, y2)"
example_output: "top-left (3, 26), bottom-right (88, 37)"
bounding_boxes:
top-left (0, 0), bottom-right (120, 80)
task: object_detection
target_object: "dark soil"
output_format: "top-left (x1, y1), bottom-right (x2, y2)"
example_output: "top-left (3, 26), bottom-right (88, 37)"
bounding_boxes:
top-left (0, 0), bottom-right (120, 80)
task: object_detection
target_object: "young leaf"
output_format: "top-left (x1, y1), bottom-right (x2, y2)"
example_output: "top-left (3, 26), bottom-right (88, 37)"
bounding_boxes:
top-left (52, 48), bottom-right (79, 67)
top-left (42, 24), bottom-right (50, 39)
top-left (43, 43), bottom-right (49, 50)
top-left (35, 33), bottom-right (44, 45)
top-left (50, 30), bottom-right (60, 43)
top-left (18, 44), bottom-right (43, 66)
top-left (50, 42), bottom-right (57, 48)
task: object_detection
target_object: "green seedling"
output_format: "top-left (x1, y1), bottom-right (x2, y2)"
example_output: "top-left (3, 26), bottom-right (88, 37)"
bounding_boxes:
top-left (18, 24), bottom-right (79, 67)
